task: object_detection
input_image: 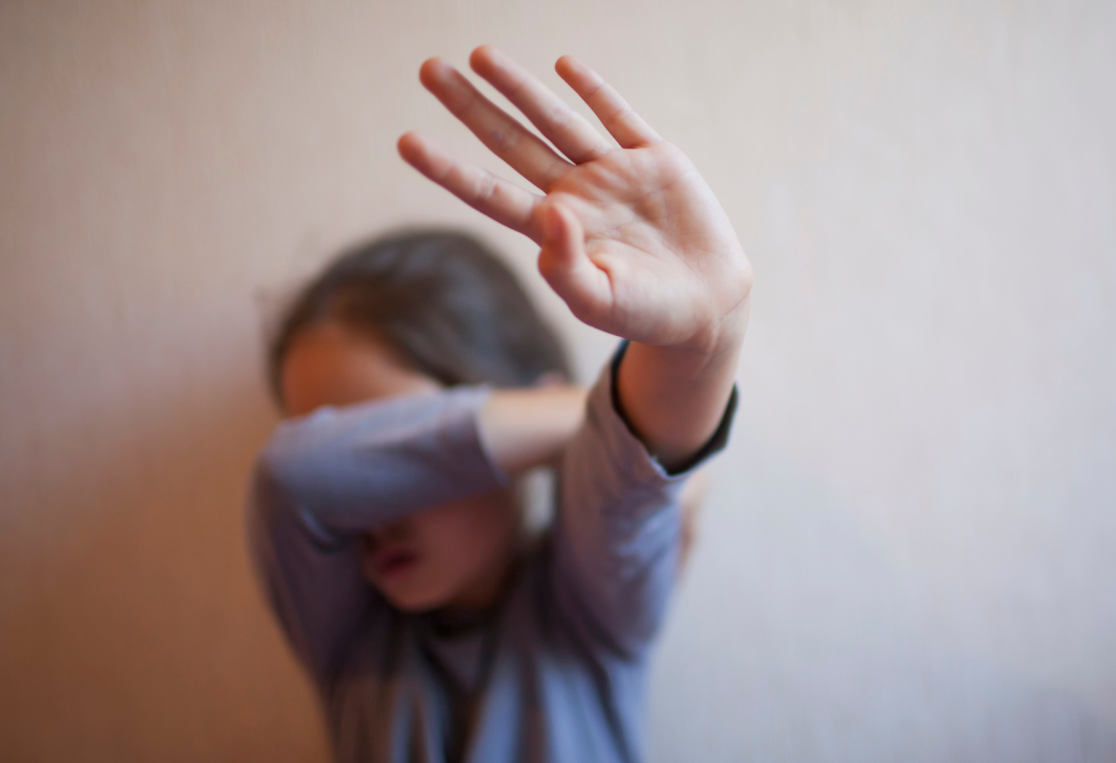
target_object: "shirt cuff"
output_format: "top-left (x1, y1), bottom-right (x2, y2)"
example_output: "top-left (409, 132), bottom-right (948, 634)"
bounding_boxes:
top-left (589, 340), bottom-right (738, 481)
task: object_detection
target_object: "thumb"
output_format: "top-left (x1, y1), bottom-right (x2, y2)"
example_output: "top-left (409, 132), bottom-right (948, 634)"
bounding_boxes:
top-left (537, 203), bottom-right (608, 320)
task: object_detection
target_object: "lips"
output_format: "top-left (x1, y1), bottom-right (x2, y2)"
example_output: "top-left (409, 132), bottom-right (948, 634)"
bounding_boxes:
top-left (370, 545), bottom-right (419, 579)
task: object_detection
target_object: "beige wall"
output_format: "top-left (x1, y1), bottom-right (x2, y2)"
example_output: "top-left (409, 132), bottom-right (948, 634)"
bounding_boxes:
top-left (2, 0), bottom-right (1114, 760)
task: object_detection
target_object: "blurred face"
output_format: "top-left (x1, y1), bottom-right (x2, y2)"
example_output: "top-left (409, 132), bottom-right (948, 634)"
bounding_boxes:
top-left (280, 321), bottom-right (518, 613)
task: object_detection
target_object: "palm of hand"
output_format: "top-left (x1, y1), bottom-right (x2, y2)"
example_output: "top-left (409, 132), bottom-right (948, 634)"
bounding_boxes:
top-left (544, 143), bottom-right (750, 351)
top-left (399, 47), bottom-right (752, 355)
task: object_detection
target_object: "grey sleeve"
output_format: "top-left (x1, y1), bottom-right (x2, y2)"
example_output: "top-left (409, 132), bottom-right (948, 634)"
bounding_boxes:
top-left (551, 345), bottom-right (737, 659)
top-left (246, 386), bottom-right (504, 685)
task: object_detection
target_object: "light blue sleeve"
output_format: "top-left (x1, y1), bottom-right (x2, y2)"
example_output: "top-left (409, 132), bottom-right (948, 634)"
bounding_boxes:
top-left (551, 345), bottom-right (737, 659)
top-left (247, 386), bottom-right (505, 685)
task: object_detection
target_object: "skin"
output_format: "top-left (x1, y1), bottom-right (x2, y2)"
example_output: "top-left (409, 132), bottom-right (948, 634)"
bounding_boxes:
top-left (279, 46), bottom-right (749, 614)
top-left (281, 321), bottom-right (708, 612)
top-left (398, 46), bottom-right (753, 472)
top-left (279, 321), bottom-right (585, 613)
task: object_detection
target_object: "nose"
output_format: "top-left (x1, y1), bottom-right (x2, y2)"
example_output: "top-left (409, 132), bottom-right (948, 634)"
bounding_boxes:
top-left (367, 517), bottom-right (411, 548)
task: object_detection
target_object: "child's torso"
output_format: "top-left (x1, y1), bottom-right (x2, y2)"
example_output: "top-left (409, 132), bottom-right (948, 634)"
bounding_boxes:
top-left (325, 549), bottom-right (649, 763)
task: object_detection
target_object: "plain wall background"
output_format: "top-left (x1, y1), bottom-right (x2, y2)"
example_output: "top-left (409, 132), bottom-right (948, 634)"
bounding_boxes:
top-left (2, 1), bottom-right (1114, 760)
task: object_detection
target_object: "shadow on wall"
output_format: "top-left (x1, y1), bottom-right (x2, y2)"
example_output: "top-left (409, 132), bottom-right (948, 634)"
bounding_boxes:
top-left (649, 433), bottom-right (1116, 763)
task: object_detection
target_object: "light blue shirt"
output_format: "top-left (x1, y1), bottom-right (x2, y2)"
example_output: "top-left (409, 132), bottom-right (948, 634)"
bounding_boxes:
top-left (248, 351), bottom-right (735, 763)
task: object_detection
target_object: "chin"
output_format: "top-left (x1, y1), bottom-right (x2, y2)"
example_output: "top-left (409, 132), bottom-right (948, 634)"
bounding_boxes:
top-left (386, 595), bottom-right (441, 613)
top-left (377, 581), bottom-right (454, 613)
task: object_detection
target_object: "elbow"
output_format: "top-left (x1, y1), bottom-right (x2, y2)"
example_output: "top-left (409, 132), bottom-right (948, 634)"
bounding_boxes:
top-left (250, 449), bottom-right (292, 528)
top-left (251, 433), bottom-right (312, 528)
top-left (256, 428), bottom-right (312, 499)
top-left (252, 438), bottom-right (341, 548)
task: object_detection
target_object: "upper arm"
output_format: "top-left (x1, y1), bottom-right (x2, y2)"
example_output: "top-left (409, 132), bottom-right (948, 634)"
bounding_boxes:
top-left (248, 463), bottom-right (374, 685)
top-left (549, 348), bottom-right (735, 658)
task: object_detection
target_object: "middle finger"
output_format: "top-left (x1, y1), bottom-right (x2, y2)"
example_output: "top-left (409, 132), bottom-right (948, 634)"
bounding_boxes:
top-left (468, 45), bottom-right (614, 164)
top-left (420, 58), bottom-right (572, 192)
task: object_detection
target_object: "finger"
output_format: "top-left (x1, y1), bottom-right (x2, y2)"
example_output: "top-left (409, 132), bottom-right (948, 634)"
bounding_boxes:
top-left (555, 55), bottom-right (662, 149)
top-left (398, 131), bottom-right (540, 237)
top-left (469, 45), bottom-right (613, 164)
top-left (420, 57), bottom-right (572, 191)
top-left (537, 202), bottom-right (612, 321)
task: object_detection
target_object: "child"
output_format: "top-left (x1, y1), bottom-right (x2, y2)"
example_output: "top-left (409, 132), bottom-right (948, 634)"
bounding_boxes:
top-left (249, 46), bottom-right (753, 763)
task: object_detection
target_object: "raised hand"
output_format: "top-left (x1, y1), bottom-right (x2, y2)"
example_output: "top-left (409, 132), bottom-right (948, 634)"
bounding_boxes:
top-left (398, 46), bottom-right (753, 359)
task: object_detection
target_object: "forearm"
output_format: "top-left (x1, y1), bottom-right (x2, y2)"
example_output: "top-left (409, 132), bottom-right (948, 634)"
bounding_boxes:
top-left (260, 386), bottom-right (502, 534)
top-left (616, 307), bottom-right (747, 472)
top-left (478, 385), bottom-right (587, 476)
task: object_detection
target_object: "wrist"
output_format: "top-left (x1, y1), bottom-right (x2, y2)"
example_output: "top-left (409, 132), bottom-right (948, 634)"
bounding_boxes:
top-left (637, 300), bottom-right (749, 382)
top-left (479, 385), bottom-right (587, 476)
top-left (624, 340), bottom-right (741, 392)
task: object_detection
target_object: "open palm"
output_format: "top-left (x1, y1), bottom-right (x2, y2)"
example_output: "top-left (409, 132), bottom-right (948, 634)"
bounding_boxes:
top-left (398, 46), bottom-right (753, 355)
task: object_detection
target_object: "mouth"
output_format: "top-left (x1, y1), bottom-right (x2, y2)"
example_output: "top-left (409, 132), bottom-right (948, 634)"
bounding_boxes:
top-left (371, 545), bottom-right (420, 579)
